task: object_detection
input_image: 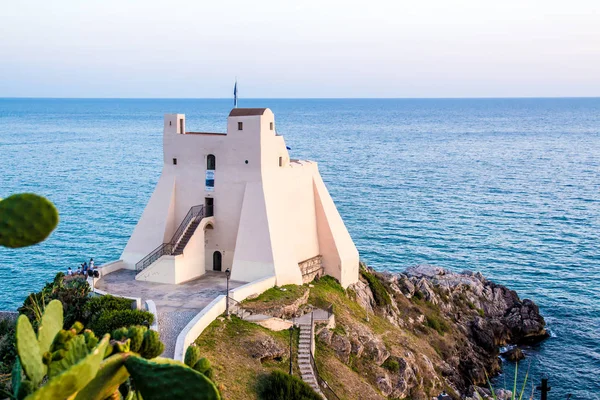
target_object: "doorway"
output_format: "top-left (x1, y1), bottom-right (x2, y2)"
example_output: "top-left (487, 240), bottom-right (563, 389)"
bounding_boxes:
top-left (213, 251), bottom-right (222, 271)
top-left (205, 197), bottom-right (214, 217)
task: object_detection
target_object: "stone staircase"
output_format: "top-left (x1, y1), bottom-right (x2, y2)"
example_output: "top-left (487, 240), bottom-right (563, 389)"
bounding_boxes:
top-left (172, 219), bottom-right (201, 255)
top-left (298, 323), bottom-right (324, 398)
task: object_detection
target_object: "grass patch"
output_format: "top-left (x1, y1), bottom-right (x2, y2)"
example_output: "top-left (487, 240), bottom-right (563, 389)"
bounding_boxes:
top-left (425, 314), bottom-right (450, 336)
top-left (359, 268), bottom-right (391, 307)
top-left (381, 357), bottom-right (400, 373)
top-left (242, 285), bottom-right (309, 317)
top-left (194, 316), bottom-right (297, 400)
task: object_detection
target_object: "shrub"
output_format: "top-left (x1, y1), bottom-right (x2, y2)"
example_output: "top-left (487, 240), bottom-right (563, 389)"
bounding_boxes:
top-left (89, 309), bottom-right (154, 336)
top-left (382, 357), bottom-right (400, 373)
top-left (0, 319), bottom-right (16, 374)
top-left (19, 273), bottom-right (90, 328)
top-left (258, 370), bottom-right (322, 400)
top-left (360, 268), bottom-right (391, 307)
top-left (425, 314), bottom-right (450, 335)
top-left (412, 290), bottom-right (424, 301)
top-left (83, 294), bottom-right (134, 325)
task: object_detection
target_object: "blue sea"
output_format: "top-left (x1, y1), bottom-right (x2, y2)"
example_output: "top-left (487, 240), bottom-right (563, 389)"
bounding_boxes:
top-left (1, 98), bottom-right (599, 398)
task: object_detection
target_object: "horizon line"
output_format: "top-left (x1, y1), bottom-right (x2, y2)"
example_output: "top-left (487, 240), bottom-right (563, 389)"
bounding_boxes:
top-left (1, 96), bottom-right (600, 100)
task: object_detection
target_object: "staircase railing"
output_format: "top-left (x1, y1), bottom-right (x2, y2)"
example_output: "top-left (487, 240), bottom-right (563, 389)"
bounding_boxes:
top-left (135, 204), bottom-right (205, 273)
top-left (309, 310), bottom-right (340, 400)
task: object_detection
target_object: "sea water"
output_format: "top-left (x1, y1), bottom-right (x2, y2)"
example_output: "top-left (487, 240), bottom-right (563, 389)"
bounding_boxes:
top-left (0, 98), bottom-right (598, 398)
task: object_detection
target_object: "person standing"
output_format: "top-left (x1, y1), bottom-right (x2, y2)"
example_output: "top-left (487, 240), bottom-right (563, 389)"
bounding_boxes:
top-left (67, 267), bottom-right (73, 276)
top-left (89, 258), bottom-right (94, 270)
top-left (82, 262), bottom-right (88, 275)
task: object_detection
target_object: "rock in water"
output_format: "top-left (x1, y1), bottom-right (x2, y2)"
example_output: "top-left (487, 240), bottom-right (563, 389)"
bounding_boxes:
top-left (501, 347), bottom-right (524, 362)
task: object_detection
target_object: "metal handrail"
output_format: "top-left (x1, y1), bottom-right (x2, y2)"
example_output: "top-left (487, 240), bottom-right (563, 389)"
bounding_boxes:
top-left (309, 308), bottom-right (340, 400)
top-left (170, 205), bottom-right (204, 248)
top-left (135, 204), bottom-right (205, 272)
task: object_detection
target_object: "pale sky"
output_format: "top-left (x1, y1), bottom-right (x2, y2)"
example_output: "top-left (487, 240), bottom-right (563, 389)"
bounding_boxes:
top-left (1, 0), bottom-right (599, 98)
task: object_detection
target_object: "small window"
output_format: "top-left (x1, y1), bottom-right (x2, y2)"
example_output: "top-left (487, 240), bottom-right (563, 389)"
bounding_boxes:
top-left (278, 157), bottom-right (282, 167)
top-left (238, 122), bottom-right (243, 130)
top-left (207, 154), bottom-right (216, 170)
top-left (169, 121), bottom-right (172, 126)
top-left (173, 158), bottom-right (177, 165)
top-left (270, 122), bottom-right (274, 130)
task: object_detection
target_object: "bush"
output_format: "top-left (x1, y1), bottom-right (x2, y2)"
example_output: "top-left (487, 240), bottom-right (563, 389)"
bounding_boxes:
top-left (360, 267), bottom-right (391, 307)
top-left (19, 273), bottom-right (90, 328)
top-left (382, 357), bottom-right (400, 373)
top-left (258, 370), bottom-right (322, 400)
top-left (425, 314), bottom-right (450, 335)
top-left (89, 309), bottom-right (154, 336)
top-left (83, 295), bottom-right (134, 322)
top-left (0, 319), bottom-right (16, 374)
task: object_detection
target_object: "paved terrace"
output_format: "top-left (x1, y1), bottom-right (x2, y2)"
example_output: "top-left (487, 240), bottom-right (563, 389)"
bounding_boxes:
top-left (94, 270), bottom-right (245, 358)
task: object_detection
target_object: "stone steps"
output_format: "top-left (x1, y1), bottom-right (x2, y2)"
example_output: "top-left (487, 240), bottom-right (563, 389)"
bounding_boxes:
top-left (296, 317), bottom-right (326, 399)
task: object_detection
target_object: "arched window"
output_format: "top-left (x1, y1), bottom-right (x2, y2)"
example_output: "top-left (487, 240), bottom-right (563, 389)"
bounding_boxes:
top-left (207, 154), bottom-right (216, 170)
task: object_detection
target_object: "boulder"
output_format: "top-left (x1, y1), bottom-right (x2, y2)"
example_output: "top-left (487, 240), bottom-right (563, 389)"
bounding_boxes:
top-left (376, 374), bottom-right (393, 396)
top-left (330, 333), bottom-right (352, 363)
top-left (244, 335), bottom-right (286, 362)
top-left (501, 347), bottom-right (524, 362)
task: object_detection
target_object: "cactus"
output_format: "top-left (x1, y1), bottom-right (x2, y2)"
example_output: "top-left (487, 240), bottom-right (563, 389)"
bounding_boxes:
top-left (16, 380), bottom-right (34, 400)
top-left (139, 329), bottom-right (164, 359)
top-left (15, 315), bottom-right (44, 385)
top-left (127, 325), bottom-right (147, 353)
top-left (0, 193), bottom-right (58, 248)
top-left (111, 327), bottom-right (129, 341)
top-left (37, 300), bottom-right (63, 356)
top-left (27, 335), bottom-right (110, 400)
top-left (193, 357), bottom-right (211, 375)
top-left (125, 356), bottom-right (221, 400)
top-left (74, 353), bottom-right (130, 400)
top-left (12, 296), bottom-right (220, 400)
top-left (184, 344), bottom-right (201, 367)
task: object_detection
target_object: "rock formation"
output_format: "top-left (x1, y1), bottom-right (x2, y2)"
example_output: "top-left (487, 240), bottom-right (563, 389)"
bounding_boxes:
top-left (318, 265), bottom-right (548, 398)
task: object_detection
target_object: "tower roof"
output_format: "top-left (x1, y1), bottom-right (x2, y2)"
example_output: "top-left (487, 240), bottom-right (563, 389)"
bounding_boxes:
top-left (229, 108), bottom-right (268, 117)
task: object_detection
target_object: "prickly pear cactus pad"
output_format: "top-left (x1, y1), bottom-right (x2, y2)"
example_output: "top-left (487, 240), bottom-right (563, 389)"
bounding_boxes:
top-left (0, 193), bottom-right (59, 248)
top-left (124, 356), bottom-right (221, 400)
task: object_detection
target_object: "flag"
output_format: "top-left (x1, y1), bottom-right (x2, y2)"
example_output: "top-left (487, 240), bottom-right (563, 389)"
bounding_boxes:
top-left (233, 80), bottom-right (238, 108)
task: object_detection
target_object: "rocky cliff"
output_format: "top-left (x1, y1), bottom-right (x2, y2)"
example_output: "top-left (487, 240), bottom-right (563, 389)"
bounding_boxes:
top-left (193, 264), bottom-right (548, 400)
top-left (314, 265), bottom-right (548, 399)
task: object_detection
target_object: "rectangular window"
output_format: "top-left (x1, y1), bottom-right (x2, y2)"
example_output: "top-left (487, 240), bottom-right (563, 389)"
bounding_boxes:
top-left (173, 158), bottom-right (177, 165)
top-left (179, 119), bottom-right (184, 134)
top-left (238, 122), bottom-right (243, 130)
top-left (278, 157), bottom-right (283, 167)
top-left (270, 122), bottom-right (274, 130)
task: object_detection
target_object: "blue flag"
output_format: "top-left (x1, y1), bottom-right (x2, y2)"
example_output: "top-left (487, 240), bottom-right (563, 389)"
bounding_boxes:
top-left (233, 80), bottom-right (238, 108)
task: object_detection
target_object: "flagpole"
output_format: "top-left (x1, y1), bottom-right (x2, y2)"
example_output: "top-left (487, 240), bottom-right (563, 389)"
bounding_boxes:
top-left (233, 78), bottom-right (238, 108)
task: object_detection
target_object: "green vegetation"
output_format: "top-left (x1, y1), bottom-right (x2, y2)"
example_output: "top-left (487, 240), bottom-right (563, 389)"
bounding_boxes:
top-left (425, 314), bottom-right (450, 335)
top-left (487, 362), bottom-right (530, 400)
top-left (4, 299), bottom-right (219, 400)
top-left (19, 273), bottom-right (90, 329)
top-left (360, 266), bottom-right (391, 307)
top-left (19, 273), bottom-right (153, 337)
top-left (241, 285), bottom-right (309, 317)
top-left (88, 309), bottom-right (154, 337)
top-left (193, 316), bottom-right (297, 399)
top-left (184, 345), bottom-right (214, 379)
top-left (0, 193), bottom-right (58, 249)
top-left (257, 370), bottom-right (321, 400)
top-left (381, 357), bottom-right (400, 373)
